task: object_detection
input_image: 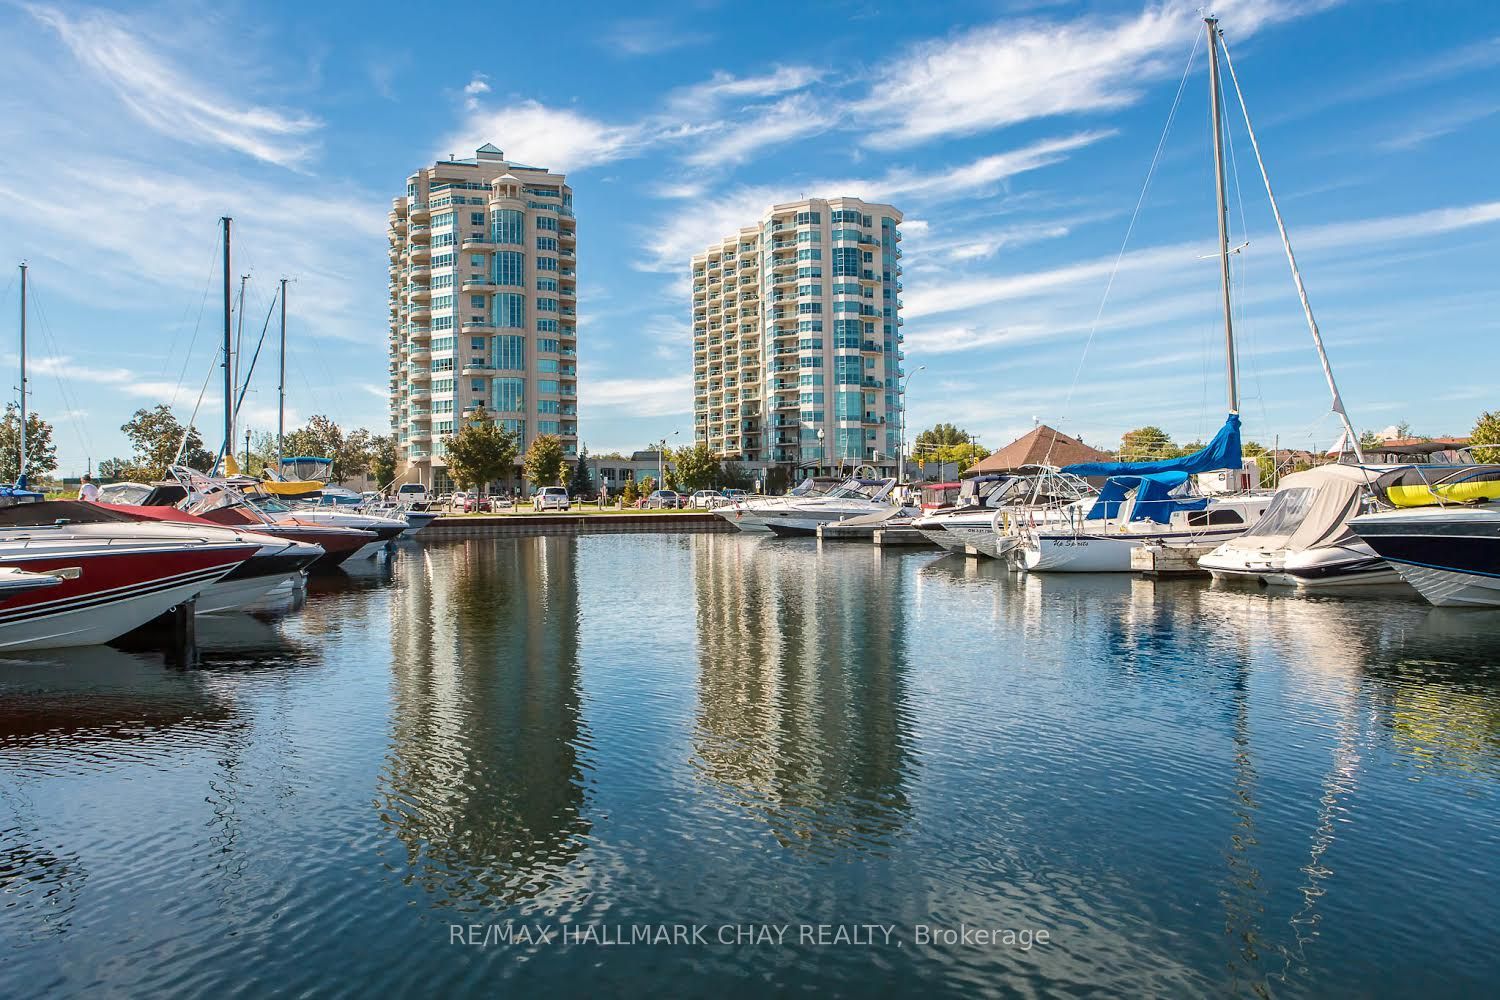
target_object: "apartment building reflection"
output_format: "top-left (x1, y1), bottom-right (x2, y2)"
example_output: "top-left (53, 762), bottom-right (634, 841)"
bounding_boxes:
top-left (688, 536), bottom-right (916, 855)
top-left (379, 537), bottom-right (589, 906)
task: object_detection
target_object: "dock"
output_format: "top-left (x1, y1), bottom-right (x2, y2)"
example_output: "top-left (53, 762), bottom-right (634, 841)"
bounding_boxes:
top-left (1131, 542), bottom-right (1216, 577)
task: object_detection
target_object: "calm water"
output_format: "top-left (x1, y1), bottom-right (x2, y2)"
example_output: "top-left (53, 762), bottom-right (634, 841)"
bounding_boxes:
top-left (2, 534), bottom-right (1498, 997)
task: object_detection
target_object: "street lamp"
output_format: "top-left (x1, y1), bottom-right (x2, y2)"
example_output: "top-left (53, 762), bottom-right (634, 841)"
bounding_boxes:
top-left (898, 364), bottom-right (926, 482)
top-left (658, 430), bottom-right (679, 487)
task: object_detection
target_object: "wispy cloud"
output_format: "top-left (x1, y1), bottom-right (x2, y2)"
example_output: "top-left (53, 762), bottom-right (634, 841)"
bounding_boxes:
top-left (667, 66), bottom-right (823, 114)
top-left (856, 0), bottom-right (1327, 147)
top-left (1377, 102), bottom-right (1500, 151)
top-left (26, 3), bottom-right (320, 168)
top-left (438, 100), bottom-right (648, 172)
top-left (683, 94), bottom-right (834, 167)
top-left (585, 374), bottom-right (693, 417)
top-left (601, 17), bottom-right (712, 57)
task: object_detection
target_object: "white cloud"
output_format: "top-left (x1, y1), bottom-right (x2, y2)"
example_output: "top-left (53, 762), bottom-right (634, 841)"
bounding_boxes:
top-left (668, 66), bottom-right (823, 114)
top-left (602, 17), bottom-right (712, 57)
top-left (26, 3), bottom-right (320, 168)
top-left (856, 0), bottom-right (1324, 146)
top-left (683, 94), bottom-right (834, 167)
top-left (438, 101), bottom-right (647, 172)
top-left (586, 375), bottom-right (693, 417)
top-left (462, 74), bottom-right (491, 110)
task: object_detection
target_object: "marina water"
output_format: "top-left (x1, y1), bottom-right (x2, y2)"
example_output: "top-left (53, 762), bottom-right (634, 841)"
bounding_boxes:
top-left (3, 534), bottom-right (1498, 996)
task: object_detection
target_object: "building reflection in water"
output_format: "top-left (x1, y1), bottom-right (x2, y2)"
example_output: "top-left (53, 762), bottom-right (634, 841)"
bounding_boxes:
top-left (378, 537), bottom-right (589, 908)
top-left (688, 535), bottom-right (916, 856)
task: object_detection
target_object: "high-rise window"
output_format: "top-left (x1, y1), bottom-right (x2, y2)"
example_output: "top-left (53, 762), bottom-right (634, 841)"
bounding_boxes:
top-left (493, 335), bottom-right (525, 370)
top-left (493, 293), bottom-right (525, 329)
top-left (493, 377), bottom-right (524, 412)
top-left (536, 236), bottom-right (558, 251)
top-left (493, 251), bottom-right (525, 286)
top-left (492, 209), bottom-right (525, 244)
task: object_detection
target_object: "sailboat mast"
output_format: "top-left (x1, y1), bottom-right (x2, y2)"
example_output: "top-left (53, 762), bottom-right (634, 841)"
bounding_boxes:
top-left (278, 277), bottom-right (287, 470)
top-left (1206, 16), bottom-right (1239, 415)
top-left (221, 217), bottom-right (233, 468)
top-left (17, 262), bottom-right (27, 483)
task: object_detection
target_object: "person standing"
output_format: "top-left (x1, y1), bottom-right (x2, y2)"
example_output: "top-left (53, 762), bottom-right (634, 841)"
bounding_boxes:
top-left (78, 474), bottom-right (99, 502)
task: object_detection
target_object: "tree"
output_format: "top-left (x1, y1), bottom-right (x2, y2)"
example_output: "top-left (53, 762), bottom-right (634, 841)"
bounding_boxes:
top-left (924, 441), bottom-right (991, 475)
top-left (369, 434), bottom-right (399, 488)
top-left (523, 433), bottom-right (565, 488)
top-left (672, 442), bottom-right (721, 492)
top-left (1472, 410), bottom-right (1500, 463)
top-left (97, 456), bottom-right (134, 480)
top-left (720, 460), bottom-right (754, 491)
top-left (444, 406), bottom-right (520, 492)
top-left (0, 405), bottom-right (58, 483)
top-left (1119, 426), bottom-right (1174, 461)
top-left (913, 423), bottom-right (972, 452)
top-left (638, 475), bottom-right (656, 496)
top-left (569, 442), bottom-right (594, 497)
top-left (764, 467), bottom-right (790, 495)
top-left (122, 404), bottom-right (213, 477)
top-left (620, 478), bottom-right (639, 506)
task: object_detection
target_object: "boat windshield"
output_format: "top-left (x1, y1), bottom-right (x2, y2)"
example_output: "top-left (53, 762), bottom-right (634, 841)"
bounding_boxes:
top-left (787, 478), bottom-right (824, 497)
top-left (825, 479), bottom-right (893, 501)
top-left (1240, 487), bottom-right (1315, 539)
top-left (281, 457), bottom-right (333, 481)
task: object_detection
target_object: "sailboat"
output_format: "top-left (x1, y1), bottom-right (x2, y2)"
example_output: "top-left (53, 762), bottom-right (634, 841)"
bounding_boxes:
top-left (1016, 17), bottom-right (1275, 573)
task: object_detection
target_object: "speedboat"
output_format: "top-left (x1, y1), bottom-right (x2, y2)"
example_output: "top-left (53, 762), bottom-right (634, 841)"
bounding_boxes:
top-left (1018, 470), bottom-right (1273, 573)
top-left (0, 566), bottom-right (62, 603)
top-left (914, 468), bottom-right (1096, 558)
top-left (0, 520), bottom-right (258, 650)
top-left (262, 500), bottom-right (408, 558)
top-left (715, 477), bottom-right (841, 532)
top-left (1200, 464), bottom-right (1495, 591)
top-left (1350, 502), bottom-right (1500, 607)
top-left (750, 478), bottom-right (902, 537)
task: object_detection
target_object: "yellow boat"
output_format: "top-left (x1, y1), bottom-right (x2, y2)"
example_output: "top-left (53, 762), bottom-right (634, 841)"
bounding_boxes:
top-left (222, 454), bottom-right (326, 497)
top-left (1387, 470), bottom-right (1500, 508)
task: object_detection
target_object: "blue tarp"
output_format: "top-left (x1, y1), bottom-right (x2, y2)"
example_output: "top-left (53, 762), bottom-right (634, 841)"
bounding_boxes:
top-left (1063, 413), bottom-right (1242, 478)
top-left (1084, 471), bottom-right (1209, 524)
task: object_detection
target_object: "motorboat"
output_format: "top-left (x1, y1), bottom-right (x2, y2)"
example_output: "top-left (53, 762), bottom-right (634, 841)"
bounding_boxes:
top-left (1201, 464), bottom-right (1497, 591)
top-left (0, 566), bottom-right (63, 603)
top-left (1018, 469), bottom-right (1273, 573)
top-left (303, 490), bottom-right (438, 538)
top-left (913, 468), bottom-right (1095, 558)
top-left (1349, 470), bottom-right (1500, 607)
top-left (715, 477), bottom-right (841, 533)
top-left (0, 520), bottom-right (258, 650)
top-left (746, 478), bottom-right (902, 537)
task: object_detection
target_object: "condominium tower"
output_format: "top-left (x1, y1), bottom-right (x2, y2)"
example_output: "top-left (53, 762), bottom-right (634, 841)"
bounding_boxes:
top-left (389, 144), bottom-right (577, 490)
top-left (692, 198), bottom-right (904, 481)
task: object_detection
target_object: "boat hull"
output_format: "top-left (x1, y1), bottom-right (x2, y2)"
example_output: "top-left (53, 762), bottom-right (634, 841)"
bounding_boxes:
top-left (1026, 527), bottom-right (1246, 573)
top-left (1350, 510), bottom-right (1500, 607)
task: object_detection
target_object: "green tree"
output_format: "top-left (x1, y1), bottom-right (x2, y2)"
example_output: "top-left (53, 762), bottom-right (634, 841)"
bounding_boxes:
top-left (925, 441), bottom-right (991, 474)
top-left (1119, 426), bottom-right (1174, 461)
top-left (569, 442), bottom-right (594, 496)
top-left (671, 442), bottom-right (721, 492)
top-left (0, 405), bottom-right (58, 483)
top-left (620, 478), bottom-right (639, 506)
top-left (1472, 410), bottom-right (1500, 463)
top-left (638, 475), bottom-right (656, 496)
top-left (122, 404), bottom-right (213, 477)
top-left (913, 423), bottom-right (972, 453)
top-left (764, 467), bottom-right (790, 495)
top-left (523, 433), bottom-right (565, 488)
top-left (444, 406), bottom-right (520, 492)
top-left (369, 434), bottom-right (399, 488)
top-left (720, 460), bottom-right (753, 491)
top-left (97, 456), bottom-right (134, 480)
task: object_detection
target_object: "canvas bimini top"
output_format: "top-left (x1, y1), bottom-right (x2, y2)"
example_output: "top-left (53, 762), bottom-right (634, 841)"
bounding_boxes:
top-left (1084, 471), bottom-right (1209, 525)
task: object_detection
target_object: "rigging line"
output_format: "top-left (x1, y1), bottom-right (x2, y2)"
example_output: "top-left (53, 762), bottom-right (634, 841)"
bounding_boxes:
top-left (1220, 63), bottom-right (1268, 440)
top-left (176, 345), bottom-right (221, 466)
top-left (232, 285), bottom-right (281, 422)
top-left (25, 282), bottom-right (93, 461)
top-left (160, 232), bottom-right (222, 385)
top-left (1219, 32), bottom-right (1364, 462)
top-left (1043, 28), bottom-right (1202, 465)
top-left (170, 226), bottom-right (223, 410)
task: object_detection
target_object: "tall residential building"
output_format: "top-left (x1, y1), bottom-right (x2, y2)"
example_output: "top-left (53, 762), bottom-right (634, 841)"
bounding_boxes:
top-left (388, 144), bottom-right (577, 491)
top-left (691, 197), bottom-right (904, 482)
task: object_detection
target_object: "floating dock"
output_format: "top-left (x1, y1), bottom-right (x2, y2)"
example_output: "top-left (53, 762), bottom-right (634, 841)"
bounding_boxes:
top-left (1131, 542), bottom-right (1215, 577)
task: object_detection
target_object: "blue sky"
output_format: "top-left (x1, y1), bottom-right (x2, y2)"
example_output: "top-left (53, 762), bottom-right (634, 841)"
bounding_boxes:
top-left (0, 0), bottom-right (1496, 474)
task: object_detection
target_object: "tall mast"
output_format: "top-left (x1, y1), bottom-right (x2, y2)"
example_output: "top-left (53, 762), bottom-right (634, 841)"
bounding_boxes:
top-left (17, 262), bottom-right (27, 484)
top-left (278, 277), bottom-right (287, 470)
top-left (221, 217), bottom-right (233, 469)
top-left (1217, 35), bottom-right (1364, 462)
top-left (1206, 16), bottom-right (1239, 415)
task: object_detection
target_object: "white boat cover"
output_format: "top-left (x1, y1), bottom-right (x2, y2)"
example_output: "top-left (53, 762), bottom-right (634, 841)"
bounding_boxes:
top-left (1215, 465), bottom-right (1398, 554)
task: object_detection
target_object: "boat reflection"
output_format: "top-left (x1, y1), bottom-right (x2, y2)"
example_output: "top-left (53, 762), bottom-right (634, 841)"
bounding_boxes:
top-left (377, 537), bottom-right (590, 908)
top-left (688, 535), bottom-right (917, 856)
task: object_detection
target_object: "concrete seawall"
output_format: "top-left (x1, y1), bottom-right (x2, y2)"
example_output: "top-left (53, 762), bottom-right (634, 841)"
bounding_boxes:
top-left (422, 512), bottom-right (736, 538)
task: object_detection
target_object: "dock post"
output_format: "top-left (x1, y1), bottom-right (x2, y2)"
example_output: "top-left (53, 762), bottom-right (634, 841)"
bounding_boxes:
top-left (170, 599), bottom-right (198, 668)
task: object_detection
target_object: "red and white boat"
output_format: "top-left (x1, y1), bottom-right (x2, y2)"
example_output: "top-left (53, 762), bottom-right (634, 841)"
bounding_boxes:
top-left (0, 528), bottom-right (257, 651)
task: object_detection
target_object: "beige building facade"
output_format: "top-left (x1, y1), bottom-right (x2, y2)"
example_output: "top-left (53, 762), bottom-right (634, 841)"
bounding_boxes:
top-left (389, 144), bottom-right (577, 491)
top-left (692, 197), bottom-right (904, 481)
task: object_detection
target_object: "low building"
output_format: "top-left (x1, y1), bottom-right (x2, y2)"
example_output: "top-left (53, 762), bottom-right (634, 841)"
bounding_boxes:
top-left (589, 450), bottom-right (673, 492)
top-left (961, 424), bottom-right (1113, 477)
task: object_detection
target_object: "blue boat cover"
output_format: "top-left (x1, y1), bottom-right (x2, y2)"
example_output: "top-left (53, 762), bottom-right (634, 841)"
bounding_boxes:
top-left (1063, 413), bottom-right (1242, 478)
top-left (1085, 470), bottom-right (1209, 524)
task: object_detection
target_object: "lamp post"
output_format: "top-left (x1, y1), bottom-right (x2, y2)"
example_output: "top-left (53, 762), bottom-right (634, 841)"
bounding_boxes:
top-left (657, 430), bottom-right (679, 491)
top-left (898, 364), bottom-right (926, 482)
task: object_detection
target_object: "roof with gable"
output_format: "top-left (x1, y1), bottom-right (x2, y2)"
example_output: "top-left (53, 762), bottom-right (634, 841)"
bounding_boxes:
top-left (962, 424), bottom-right (1113, 477)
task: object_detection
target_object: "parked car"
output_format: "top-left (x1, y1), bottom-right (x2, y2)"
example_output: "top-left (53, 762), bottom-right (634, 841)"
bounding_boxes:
top-left (689, 490), bottom-right (722, 509)
top-left (435, 492), bottom-right (454, 507)
top-left (533, 486), bottom-right (571, 511)
top-left (395, 483), bottom-right (428, 506)
top-left (645, 489), bottom-right (683, 510)
top-left (493, 495), bottom-right (514, 509)
top-left (462, 495), bottom-right (493, 513)
top-left (451, 491), bottom-right (470, 511)
top-left (722, 489), bottom-right (749, 503)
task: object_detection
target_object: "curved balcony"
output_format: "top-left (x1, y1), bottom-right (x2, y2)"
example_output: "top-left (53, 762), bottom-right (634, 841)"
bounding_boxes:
top-left (409, 306), bottom-right (431, 321)
top-left (460, 235), bottom-right (493, 252)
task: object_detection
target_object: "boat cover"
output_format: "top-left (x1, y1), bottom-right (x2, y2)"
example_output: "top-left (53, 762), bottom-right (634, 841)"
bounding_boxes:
top-left (1217, 465), bottom-right (1394, 554)
top-left (1085, 471), bottom-right (1207, 524)
top-left (1063, 413), bottom-right (1242, 477)
top-left (1386, 466), bottom-right (1500, 507)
